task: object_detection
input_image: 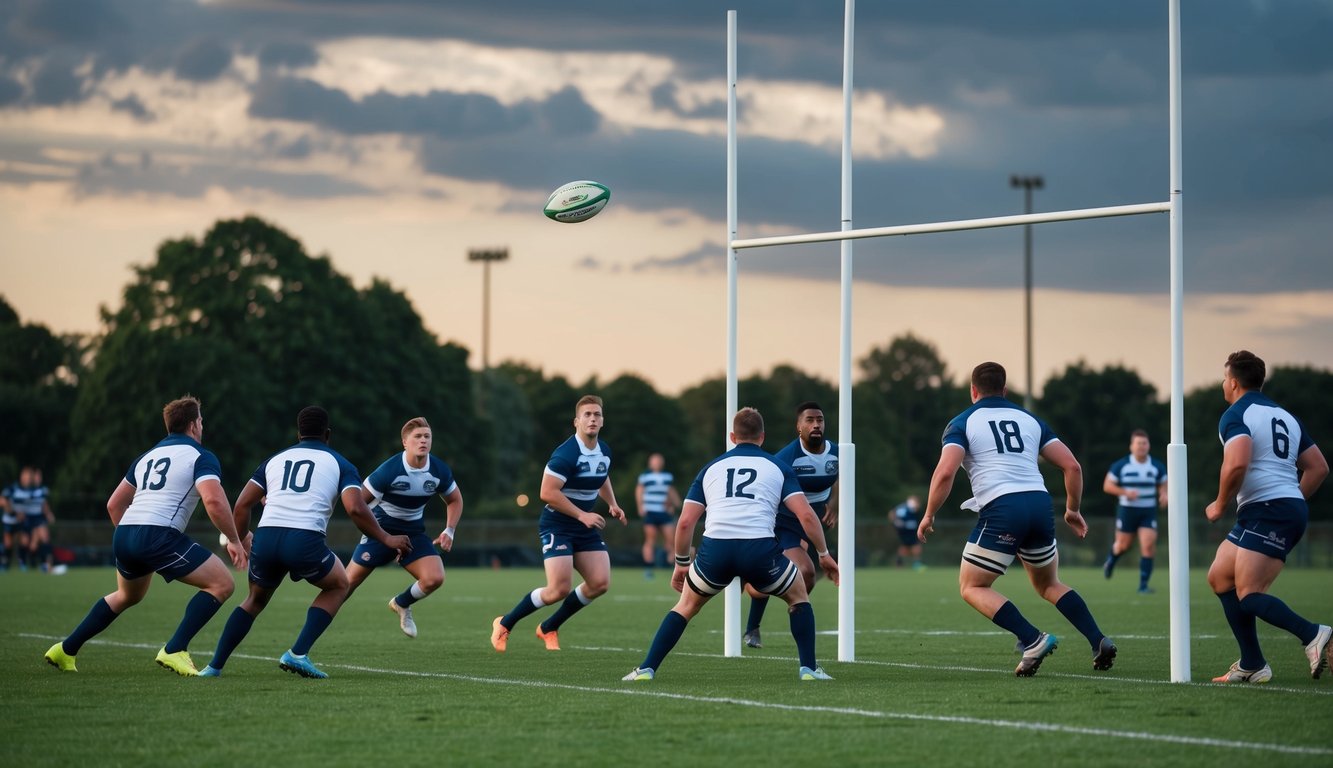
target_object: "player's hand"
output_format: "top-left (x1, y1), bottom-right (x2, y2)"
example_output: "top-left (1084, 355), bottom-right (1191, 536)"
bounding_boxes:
top-left (1125, 489), bottom-right (1139, 501)
top-left (1204, 501), bottom-right (1224, 522)
top-left (916, 515), bottom-right (934, 543)
top-left (385, 534), bottom-right (413, 560)
top-left (1064, 509), bottom-right (1088, 539)
top-left (1159, 492), bottom-right (1169, 509)
top-left (436, 530), bottom-right (454, 552)
top-left (818, 553), bottom-right (840, 586)
top-left (822, 507), bottom-right (838, 528)
top-left (609, 505), bottom-right (627, 525)
top-left (579, 512), bottom-right (606, 530)
top-left (225, 539), bottom-right (248, 570)
top-left (671, 564), bottom-right (687, 593)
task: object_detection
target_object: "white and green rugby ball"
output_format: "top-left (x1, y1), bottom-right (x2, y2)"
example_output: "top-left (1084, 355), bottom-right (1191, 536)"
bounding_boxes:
top-left (543, 180), bottom-right (611, 223)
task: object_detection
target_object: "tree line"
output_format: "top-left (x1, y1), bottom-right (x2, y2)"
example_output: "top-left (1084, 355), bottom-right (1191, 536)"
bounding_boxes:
top-left (3, 216), bottom-right (1329, 521)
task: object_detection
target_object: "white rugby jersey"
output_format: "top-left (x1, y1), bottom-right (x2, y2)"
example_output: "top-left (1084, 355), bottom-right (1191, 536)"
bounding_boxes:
top-left (684, 443), bottom-right (805, 539)
top-left (251, 440), bottom-right (361, 534)
top-left (364, 453), bottom-right (458, 521)
top-left (118, 433), bottom-right (223, 532)
top-left (1219, 391), bottom-right (1315, 506)
top-left (942, 396), bottom-right (1059, 508)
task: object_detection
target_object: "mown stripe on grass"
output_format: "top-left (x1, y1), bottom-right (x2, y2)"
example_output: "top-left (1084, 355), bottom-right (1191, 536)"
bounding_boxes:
top-left (21, 633), bottom-right (1331, 757)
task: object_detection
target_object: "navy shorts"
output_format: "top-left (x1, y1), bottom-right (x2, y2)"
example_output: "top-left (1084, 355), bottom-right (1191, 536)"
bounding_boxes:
top-left (250, 527), bottom-right (338, 589)
top-left (962, 491), bottom-right (1058, 575)
top-left (113, 524), bottom-right (212, 582)
top-left (539, 527), bottom-right (607, 560)
top-left (1116, 506), bottom-right (1158, 532)
top-left (643, 512), bottom-right (674, 527)
top-left (775, 506), bottom-right (832, 551)
top-left (895, 526), bottom-right (920, 547)
top-left (687, 537), bottom-right (799, 597)
top-left (2, 520), bottom-right (21, 535)
top-left (23, 515), bottom-right (47, 533)
top-left (1228, 498), bottom-right (1307, 562)
top-left (350, 515), bottom-right (437, 569)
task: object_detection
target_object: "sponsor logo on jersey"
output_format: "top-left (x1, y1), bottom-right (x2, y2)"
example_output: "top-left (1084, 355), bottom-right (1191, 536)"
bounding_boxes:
top-left (997, 533), bottom-right (1017, 545)
top-left (793, 465), bottom-right (815, 475)
top-left (391, 480), bottom-right (411, 491)
top-left (423, 480), bottom-right (438, 493)
top-left (577, 461), bottom-right (590, 473)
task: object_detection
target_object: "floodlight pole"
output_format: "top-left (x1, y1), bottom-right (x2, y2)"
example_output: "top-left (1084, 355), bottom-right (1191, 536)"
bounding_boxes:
top-left (1010, 175), bottom-right (1043, 410)
top-left (468, 248), bottom-right (509, 370)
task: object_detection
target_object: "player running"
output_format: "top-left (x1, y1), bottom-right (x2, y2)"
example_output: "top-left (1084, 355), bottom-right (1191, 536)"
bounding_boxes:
top-left (199, 406), bottom-right (410, 679)
top-left (1205, 350), bottom-right (1330, 684)
top-left (623, 407), bottom-right (840, 681)
top-left (44, 396), bottom-right (247, 675)
top-left (918, 362), bottom-right (1116, 677)
top-left (743, 401), bottom-right (837, 649)
top-left (491, 395), bottom-right (626, 652)
top-left (1101, 429), bottom-right (1168, 593)
top-left (343, 417), bottom-right (463, 638)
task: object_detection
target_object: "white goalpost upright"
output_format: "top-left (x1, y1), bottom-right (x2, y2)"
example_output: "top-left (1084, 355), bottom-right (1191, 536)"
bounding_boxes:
top-left (724, 1), bottom-right (1192, 681)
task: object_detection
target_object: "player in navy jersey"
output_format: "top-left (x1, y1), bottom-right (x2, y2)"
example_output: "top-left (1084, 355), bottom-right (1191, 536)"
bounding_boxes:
top-left (1204, 351), bottom-right (1330, 684)
top-left (343, 416), bottom-right (463, 638)
top-left (890, 495), bottom-right (924, 569)
top-left (918, 362), bottom-right (1115, 677)
top-left (5, 466), bottom-right (55, 571)
top-left (743, 401), bottom-right (837, 649)
top-left (198, 406), bottom-right (411, 679)
top-left (1, 470), bottom-right (31, 571)
top-left (636, 452), bottom-right (680, 578)
top-left (623, 407), bottom-right (840, 681)
top-left (491, 395), bottom-right (626, 653)
top-left (44, 396), bottom-right (248, 676)
top-left (1101, 429), bottom-right (1168, 593)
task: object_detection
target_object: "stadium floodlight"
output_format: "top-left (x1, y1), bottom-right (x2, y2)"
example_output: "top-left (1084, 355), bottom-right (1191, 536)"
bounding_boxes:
top-left (467, 248), bottom-right (509, 370)
top-left (1009, 174), bottom-right (1044, 411)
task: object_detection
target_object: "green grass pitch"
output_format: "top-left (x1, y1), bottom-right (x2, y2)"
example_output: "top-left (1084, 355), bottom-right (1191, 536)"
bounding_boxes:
top-left (3, 564), bottom-right (1331, 767)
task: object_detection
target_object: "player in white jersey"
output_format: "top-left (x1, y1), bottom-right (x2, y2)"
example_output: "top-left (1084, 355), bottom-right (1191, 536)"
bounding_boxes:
top-left (1204, 351), bottom-right (1330, 684)
top-left (343, 416), bottom-right (464, 638)
top-left (918, 362), bottom-right (1115, 677)
top-left (623, 408), bottom-right (840, 682)
top-left (44, 396), bottom-right (247, 676)
top-left (199, 406), bottom-right (411, 679)
top-left (1101, 429), bottom-right (1168, 593)
top-left (636, 452), bottom-right (680, 578)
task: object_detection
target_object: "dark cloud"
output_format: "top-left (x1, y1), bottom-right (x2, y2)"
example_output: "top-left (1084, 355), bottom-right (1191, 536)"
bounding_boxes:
top-left (0, 75), bottom-right (23, 106)
top-left (172, 37), bottom-right (232, 82)
top-left (6, 0), bottom-right (128, 47)
top-left (28, 57), bottom-right (83, 105)
top-left (257, 40), bottom-right (319, 70)
top-left (109, 93), bottom-right (151, 120)
top-left (633, 242), bottom-right (720, 273)
top-left (538, 86), bottom-right (600, 134)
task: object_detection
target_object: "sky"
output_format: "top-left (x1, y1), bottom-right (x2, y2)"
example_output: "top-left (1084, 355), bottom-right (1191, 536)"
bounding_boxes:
top-left (1, 0), bottom-right (1331, 399)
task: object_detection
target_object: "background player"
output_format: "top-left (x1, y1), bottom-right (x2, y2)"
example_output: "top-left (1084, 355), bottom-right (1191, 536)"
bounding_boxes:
top-left (343, 416), bottom-right (463, 638)
top-left (491, 395), bottom-right (626, 653)
top-left (623, 407), bottom-right (840, 681)
top-left (890, 495), bottom-right (924, 569)
top-left (1102, 429), bottom-right (1168, 593)
top-left (0, 475), bottom-right (26, 571)
top-left (917, 362), bottom-right (1116, 677)
top-left (5, 466), bottom-right (55, 571)
top-left (199, 406), bottom-right (410, 679)
top-left (636, 452), bottom-right (680, 578)
top-left (44, 396), bottom-right (247, 675)
top-left (1204, 350), bottom-right (1330, 684)
top-left (744, 401), bottom-right (837, 649)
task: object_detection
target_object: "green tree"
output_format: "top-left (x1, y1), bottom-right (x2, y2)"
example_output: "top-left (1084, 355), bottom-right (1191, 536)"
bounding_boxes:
top-left (0, 296), bottom-right (79, 485)
top-left (60, 216), bottom-right (485, 508)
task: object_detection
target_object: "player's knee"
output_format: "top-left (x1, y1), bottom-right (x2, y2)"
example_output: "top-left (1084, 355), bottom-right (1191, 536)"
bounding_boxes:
top-left (419, 573), bottom-right (444, 592)
top-left (583, 577), bottom-right (609, 598)
top-left (209, 578), bottom-right (235, 602)
top-left (545, 584), bottom-right (571, 602)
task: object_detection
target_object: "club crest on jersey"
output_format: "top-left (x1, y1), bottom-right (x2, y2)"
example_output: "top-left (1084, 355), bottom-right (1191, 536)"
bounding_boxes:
top-left (423, 480), bottom-right (438, 492)
top-left (825, 460), bottom-right (838, 473)
top-left (597, 462), bottom-right (607, 473)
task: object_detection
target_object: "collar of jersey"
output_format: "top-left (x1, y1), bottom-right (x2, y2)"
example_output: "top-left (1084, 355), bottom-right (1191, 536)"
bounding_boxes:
top-left (573, 435), bottom-right (601, 455)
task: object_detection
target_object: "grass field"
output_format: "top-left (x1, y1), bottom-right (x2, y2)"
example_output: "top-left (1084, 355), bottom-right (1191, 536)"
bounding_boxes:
top-left (3, 564), bottom-right (1332, 767)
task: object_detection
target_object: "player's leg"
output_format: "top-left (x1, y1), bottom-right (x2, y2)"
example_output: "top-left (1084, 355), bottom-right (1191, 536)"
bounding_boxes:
top-left (1233, 546), bottom-right (1329, 677)
top-left (660, 522), bottom-right (675, 569)
top-left (343, 561), bottom-right (373, 602)
top-left (493, 539), bottom-right (572, 651)
top-left (388, 554), bottom-right (445, 639)
top-left (743, 579), bottom-right (767, 647)
top-left (33, 521), bottom-right (52, 572)
top-left (156, 550), bottom-right (235, 673)
top-left (910, 542), bottom-right (924, 569)
top-left (200, 580), bottom-right (275, 676)
top-left (1136, 523), bottom-right (1158, 593)
top-left (1103, 511), bottom-right (1134, 579)
top-left (626, 582), bottom-right (712, 680)
top-left (538, 549), bottom-right (610, 646)
top-left (1206, 539), bottom-right (1268, 679)
top-left (277, 556), bottom-right (349, 678)
top-left (1, 527), bottom-right (12, 570)
top-left (46, 570), bottom-right (152, 671)
top-left (1023, 550), bottom-right (1113, 667)
top-left (642, 523), bottom-right (657, 577)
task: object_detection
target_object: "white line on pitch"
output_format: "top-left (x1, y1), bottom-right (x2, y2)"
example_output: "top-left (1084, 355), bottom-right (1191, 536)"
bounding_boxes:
top-left (21, 632), bottom-right (1332, 753)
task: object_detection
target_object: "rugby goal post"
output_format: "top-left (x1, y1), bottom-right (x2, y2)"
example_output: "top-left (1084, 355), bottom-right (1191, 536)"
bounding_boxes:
top-left (723, 0), bottom-right (1192, 683)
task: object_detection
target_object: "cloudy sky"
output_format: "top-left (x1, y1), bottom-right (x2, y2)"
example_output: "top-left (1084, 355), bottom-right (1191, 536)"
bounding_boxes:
top-left (1, 0), bottom-right (1330, 399)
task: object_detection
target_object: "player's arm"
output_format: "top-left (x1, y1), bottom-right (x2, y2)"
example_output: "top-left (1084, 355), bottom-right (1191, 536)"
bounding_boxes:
top-left (1157, 476), bottom-right (1169, 508)
top-left (670, 499), bottom-right (705, 593)
top-left (918, 444), bottom-right (964, 543)
top-left (1103, 472), bottom-right (1137, 500)
top-left (822, 480), bottom-right (839, 527)
top-left (784, 493), bottom-right (840, 585)
top-left (232, 480), bottom-right (265, 537)
top-left (635, 481), bottom-right (646, 517)
top-left (42, 497), bottom-right (54, 524)
top-left (667, 485), bottom-right (681, 515)
top-left (199, 478), bottom-right (246, 569)
top-left (540, 473), bottom-right (605, 529)
top-left (436, 486), bottom-right (463, 551)
top-left (1205, 435), bottom-right (1252, 522)
top-left (598, 477), bottom-right (627, 525)
top-left (1296, 444), bottom-right (1329, 500)
top-left (342, 486), bottom-right (412, 556)
top-left (106, 479), bottom-right (136, 525)
top-left (1040, 440), bottom-right (1086, 538)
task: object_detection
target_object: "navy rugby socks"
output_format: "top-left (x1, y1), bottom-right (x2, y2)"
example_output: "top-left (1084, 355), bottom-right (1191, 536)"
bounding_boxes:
top-left (746, 596), bottom-right (769, 633)
top-left (164, 591), bottom-right (223, 654)
top-left (540, 586), bottom-right (592, 633)
top-left (640, 610), bottom-right (689, 672)
top-left (1217, 589), bottom-right (1265, 670)
top-left (991, 600), bottom-right (1041, 649)
top-left (209, 606), bottom-right (257, 670)
top-left (1055, 591), bottom-right (1106, 650)
top-left (1240, 592), bottom-right (1319, 646)
top-left (64, 598), bottom-right (119, 655)
top-left (788, 601), bottom-right (818, 669)
top-left (291, 607), bottom-right (334, 656)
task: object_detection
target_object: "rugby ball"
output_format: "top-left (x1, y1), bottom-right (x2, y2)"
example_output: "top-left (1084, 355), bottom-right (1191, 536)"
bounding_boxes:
top-left (543, 180), bottom-right (610, 223)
